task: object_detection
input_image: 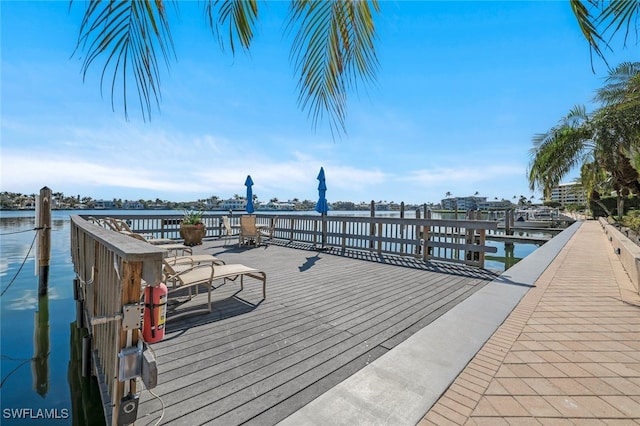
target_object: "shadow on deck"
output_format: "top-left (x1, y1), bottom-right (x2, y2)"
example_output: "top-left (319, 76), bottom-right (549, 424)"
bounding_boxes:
top-left (136, 238), bottom-right (497, 425)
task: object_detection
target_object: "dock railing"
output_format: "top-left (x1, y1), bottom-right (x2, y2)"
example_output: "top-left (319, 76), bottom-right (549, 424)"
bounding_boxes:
top-left (269, 214), bottom-right (498, 268)
top-left (85, 213), bottom-right (498, 268)
top-left (70, 215), bottom-right (164, 426)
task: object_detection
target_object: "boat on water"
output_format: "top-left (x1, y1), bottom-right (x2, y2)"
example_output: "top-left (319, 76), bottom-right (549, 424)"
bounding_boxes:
top-left (498, 207), bottom-right (574, 229)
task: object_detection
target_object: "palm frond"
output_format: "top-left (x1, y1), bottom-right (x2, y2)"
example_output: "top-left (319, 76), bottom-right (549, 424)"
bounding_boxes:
top-left (528, 105), bottom-right (594, 195)
top-left (74, 0), bottom-right (175, 121)
top-left (570, 0), bottom-right (610, 68)
top-left (597, 0), bottom-right (640, 45)
top-left (203, 0), bottom-right (259, 54)
top-left (287, 0), bottom-right (380, 136)
top-left (596, 61), bottom-right (640, 112)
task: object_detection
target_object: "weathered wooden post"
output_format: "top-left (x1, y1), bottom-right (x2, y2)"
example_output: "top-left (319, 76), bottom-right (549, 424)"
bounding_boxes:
top-left (422, 204), bottom-right (431, 257)
top-left (415, 208), bottom-right (422, 257)
top-left (37, 186), bottom-right (52, 295)
top-left (423, 203), bottom-right (430, 219)
top-left (399, 202), bottom-right (405, 254)
top-left (369, 200), bottom-right (375, 249)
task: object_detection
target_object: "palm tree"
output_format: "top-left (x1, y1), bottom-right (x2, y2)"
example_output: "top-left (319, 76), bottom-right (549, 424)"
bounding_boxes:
top-left (528, 62), bottom-right (640, 219)
top-left (73, 0), bottom-right (380, 136)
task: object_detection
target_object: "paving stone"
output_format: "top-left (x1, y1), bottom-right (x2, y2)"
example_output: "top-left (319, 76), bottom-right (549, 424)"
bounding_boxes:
top-left (419, 222), bottom-right (640, 426)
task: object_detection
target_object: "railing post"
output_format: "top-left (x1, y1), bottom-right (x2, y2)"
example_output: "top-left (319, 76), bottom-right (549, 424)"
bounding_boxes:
top-left (399, 202), bottom-right (405, 255)
top-left (369, 201), bottom-right (375, 249)
top-left (289, 218), bottom-right (294, 243)
top-left (112, 260), bottom-right (142, 426)
top-left (313, 218), bottom-right (318, 246)
top-left (415, 209), bottom-right (422, 258)
top-left (478, 229), bottom-right (486, 268)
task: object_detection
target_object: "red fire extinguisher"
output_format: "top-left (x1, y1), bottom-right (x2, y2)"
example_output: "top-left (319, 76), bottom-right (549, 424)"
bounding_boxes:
top-left (143, 283), bottom-right (168, 343)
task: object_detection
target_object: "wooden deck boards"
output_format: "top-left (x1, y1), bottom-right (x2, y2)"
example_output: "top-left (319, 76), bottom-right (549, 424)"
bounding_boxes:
top-left (136, 238), bottom-right (497, 425)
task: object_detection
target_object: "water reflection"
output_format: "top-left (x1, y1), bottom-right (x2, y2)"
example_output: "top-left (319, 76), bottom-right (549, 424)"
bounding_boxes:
top-left (0, 215), bottom-right (36, 229)
top-left (68, 323), bottom-right (105, 426)
top-left (1, 211), bottom-right (78, 423)
top-left (5, 288), bottom-right (62, 311)
top-left (32, 295), bottom-right (50, 397)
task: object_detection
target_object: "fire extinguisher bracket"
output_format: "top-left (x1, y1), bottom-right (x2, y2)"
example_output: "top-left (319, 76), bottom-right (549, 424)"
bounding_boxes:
top-left (122, 303), bottom-right (142, 331)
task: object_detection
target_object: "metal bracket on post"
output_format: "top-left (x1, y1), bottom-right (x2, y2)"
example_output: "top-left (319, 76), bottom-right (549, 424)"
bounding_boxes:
top-left (122, 304), bottom-right (141, 331)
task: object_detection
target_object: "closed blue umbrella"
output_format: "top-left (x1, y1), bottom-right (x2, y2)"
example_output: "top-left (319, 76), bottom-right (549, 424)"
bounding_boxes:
top-left (315, 167), bottom-right (328, 249)
top-left (315, 167), bottom-right (328, 214)
top-left (245, 175), bottom-right (255, 214)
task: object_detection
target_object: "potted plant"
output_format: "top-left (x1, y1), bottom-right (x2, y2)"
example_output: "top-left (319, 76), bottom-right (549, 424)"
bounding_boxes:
top-left (180, 210), bottom-right (206, 246)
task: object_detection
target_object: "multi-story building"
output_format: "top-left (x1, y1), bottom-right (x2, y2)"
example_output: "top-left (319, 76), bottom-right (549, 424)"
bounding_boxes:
top-left (441, 196), bottom-right (485, 210)
top-left (476, 199), bottom-right (513, 210)
top-left (94, 199), bottom-right (117, 209)
top-left (123, 200), bottom-right (144, 209)
top-left (221, 198), bottom-right (248, 211)
top-left (550, 182), bottom-right (587, 206)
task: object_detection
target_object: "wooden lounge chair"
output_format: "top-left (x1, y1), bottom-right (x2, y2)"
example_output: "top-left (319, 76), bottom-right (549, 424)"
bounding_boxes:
top-left (221, 216), bottom-right (238, 246)
top-left (162, 259), bottom-right (266, 312)
top-left (121, 231), bottom-right (192, 256)
top-left (239, 215), bottom-right (262, 246)
top-left (260, 216), bottom-right (278, 244)
top-left (108, 217), bottom-right (176, 244)
top-left (165, 254), bottom-right (225, 269)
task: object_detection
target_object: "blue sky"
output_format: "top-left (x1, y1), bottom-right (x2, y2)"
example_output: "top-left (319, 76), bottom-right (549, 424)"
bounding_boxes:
top-left (1, 1), bottom-right (637, 205)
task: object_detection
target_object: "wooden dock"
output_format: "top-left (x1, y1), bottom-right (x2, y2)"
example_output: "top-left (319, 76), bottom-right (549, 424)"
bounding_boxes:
top-left (486, 234), bottom-right (550, 244)
top-left (136, 238), bottom-right (498, 425)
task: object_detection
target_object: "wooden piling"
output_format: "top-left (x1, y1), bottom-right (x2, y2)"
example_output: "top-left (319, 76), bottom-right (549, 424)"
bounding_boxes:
top-left (37, 186), bottom-right (52, 295)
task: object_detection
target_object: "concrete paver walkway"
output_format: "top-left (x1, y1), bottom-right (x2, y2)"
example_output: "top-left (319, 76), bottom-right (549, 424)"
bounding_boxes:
top-left (421, 220), bottom-right (640, 425)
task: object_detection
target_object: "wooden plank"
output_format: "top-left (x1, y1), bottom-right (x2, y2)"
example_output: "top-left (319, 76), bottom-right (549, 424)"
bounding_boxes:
top-left (136, 239), bottom-right (495, 425)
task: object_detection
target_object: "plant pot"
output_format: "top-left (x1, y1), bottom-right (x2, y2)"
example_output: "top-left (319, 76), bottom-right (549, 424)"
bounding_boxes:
top-left (180, 224), bottom-right (206, 246)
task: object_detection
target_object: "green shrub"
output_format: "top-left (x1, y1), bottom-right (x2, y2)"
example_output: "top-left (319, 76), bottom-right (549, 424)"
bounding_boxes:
top-left (622, 209), bottom-right (640, 234)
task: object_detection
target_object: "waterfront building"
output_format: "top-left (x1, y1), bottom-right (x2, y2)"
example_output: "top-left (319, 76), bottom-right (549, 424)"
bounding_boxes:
top-left (551, 182), bottom-right (587, 206)
top-left (221, 198), bottom-right (248, 211)
top-left (261, 201), bottom-right (295, 210)
top-left (477, 199), bottom-right (513, 210)
top-left (94, 199), bottom-right (117, 209)
top-left (123, 200), bottom-right (144, 209)
top-left (441, 196), bottom-right (484, 210)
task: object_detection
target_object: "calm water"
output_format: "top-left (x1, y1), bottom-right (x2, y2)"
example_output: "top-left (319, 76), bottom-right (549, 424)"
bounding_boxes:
top-left (0, 209), bottom-right (543, 424)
